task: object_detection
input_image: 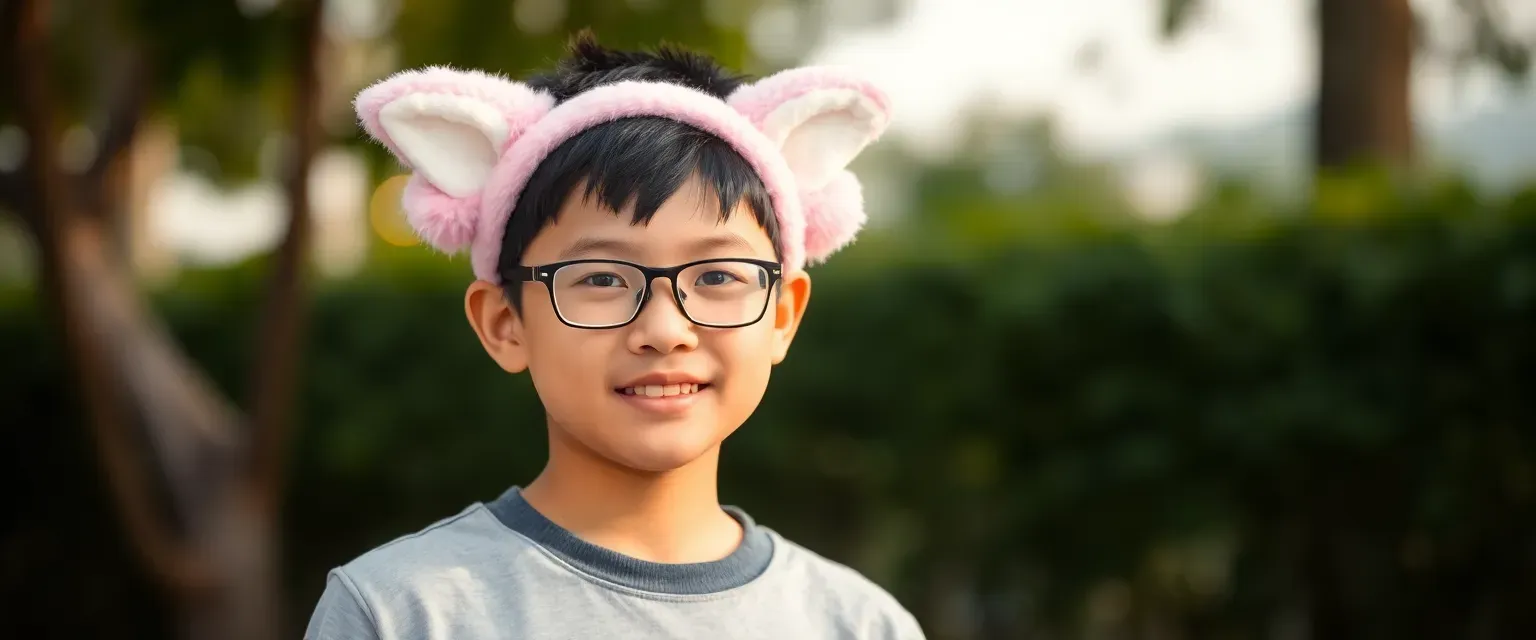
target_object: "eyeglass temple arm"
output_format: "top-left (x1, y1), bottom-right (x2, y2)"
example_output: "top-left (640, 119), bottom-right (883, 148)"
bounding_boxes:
top-left (505, 266), bottom-right (545, 282)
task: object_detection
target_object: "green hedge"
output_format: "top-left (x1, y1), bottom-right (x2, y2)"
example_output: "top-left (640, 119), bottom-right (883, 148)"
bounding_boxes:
top-left (7, 189), bottom-right (1536, 638)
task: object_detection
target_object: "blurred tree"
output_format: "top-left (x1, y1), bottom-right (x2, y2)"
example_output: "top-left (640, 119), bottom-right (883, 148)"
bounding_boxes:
top-left (1164, 0), bottom-right (1532, 173)
top-left (1161, 2), bottom-right (1532, 638)
top-left (2, 1), bottom-right (321, 639)
top-left (1313, 0), bottom-right (1416, 170)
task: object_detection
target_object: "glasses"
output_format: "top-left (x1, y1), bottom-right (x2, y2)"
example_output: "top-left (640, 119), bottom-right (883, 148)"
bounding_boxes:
top-left (505, 258), bottom-right (783, 329)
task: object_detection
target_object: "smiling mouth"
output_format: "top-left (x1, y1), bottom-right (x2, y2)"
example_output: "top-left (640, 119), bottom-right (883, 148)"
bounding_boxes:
top-left (616, 383), bottom-right (711, 397)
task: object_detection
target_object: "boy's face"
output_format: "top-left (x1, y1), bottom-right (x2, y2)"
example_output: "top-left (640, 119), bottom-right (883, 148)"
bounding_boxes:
top-left (465, 176), bottom-right (811, 473)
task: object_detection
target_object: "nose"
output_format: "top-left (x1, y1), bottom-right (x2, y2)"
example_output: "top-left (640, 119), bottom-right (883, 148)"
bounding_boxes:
top-left (625, 278), bottom-right (698, 355)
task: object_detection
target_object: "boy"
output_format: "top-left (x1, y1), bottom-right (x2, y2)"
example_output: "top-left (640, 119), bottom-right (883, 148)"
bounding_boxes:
top-left (305, 33), bottom-right (922, 639)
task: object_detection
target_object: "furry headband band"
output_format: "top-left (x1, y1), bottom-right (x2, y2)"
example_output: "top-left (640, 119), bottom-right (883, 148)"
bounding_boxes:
top-left (354, 63), bottom-right (891, 283)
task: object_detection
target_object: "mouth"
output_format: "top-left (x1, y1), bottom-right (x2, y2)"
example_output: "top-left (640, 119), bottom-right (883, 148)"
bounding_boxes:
top-left (613, 373), bottom-right (713, 416)
top-left (616, 382), bottom-right (712, 398)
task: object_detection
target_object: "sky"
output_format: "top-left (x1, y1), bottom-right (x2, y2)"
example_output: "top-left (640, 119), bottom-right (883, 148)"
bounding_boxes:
top-left (802, 0), bottom-right (1536, 161)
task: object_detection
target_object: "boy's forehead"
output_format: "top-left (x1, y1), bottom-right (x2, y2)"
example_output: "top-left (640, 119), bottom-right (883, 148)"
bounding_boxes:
top-left (552, 233), bottom-right (758, 262)
top-left (528, 182), bottom-right (776, 264)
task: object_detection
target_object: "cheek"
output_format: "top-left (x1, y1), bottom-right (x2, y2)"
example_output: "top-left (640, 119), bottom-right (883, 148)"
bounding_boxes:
top-left (522, 320), bottom-right (613, 409)
top-left (710, 324), bottom-right (777, 413)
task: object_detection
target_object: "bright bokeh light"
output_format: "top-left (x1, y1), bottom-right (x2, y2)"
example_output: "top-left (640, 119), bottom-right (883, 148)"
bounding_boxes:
top-left (369, 174), bottom-right (418, 247)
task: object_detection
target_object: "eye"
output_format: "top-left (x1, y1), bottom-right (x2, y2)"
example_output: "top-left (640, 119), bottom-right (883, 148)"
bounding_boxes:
top-left (579, 273), bottom-right (628, 288)
top-left (694, 270), bottom-right (742, 287)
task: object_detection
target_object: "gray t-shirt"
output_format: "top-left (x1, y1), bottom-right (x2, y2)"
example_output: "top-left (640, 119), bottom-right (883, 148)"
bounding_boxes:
top-left (304, 487), bottom-right (925, 639)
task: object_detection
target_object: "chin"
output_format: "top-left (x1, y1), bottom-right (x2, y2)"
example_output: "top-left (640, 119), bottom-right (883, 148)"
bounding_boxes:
top-left (597, 426), bottom-right (725, 473)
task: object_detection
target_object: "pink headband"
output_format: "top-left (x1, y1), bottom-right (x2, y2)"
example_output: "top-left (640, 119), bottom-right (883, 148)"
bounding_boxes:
top-left (354, 65), bottom-right (891, 283)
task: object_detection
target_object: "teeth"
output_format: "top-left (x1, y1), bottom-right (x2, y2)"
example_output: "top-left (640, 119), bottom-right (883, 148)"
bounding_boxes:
top-left (621, 383), bottom-right (702, 397)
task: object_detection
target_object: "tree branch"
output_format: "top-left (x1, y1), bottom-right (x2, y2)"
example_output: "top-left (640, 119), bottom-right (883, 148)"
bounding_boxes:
top-left (1160, 0), bottom-right (1203, 38)
top-left (1460, 0), bottom-right (1532, 78)
top-left (8, 0), bottom-right (258, 598)
top-left (84, 48), bottom-right (151, 214)
top-left (6, 0), bottom-right (215, 592)
top-left (246, 0), bottom-right (323, 514)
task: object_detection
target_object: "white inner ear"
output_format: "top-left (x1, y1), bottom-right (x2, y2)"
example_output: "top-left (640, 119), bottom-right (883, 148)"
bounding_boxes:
top-left (761, 88), bottom-right (881, 189)
top-left (378, 94), bottom-right (510, 198)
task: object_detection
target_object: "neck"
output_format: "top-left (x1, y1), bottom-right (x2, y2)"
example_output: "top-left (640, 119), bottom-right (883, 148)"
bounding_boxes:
top-left (521, 424), bottom-right (741, 564)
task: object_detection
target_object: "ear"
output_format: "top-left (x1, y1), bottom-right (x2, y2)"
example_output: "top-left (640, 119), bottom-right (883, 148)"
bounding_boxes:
top-left (728, 66), bottom-right (890, 190)
top-left (465, 280), bottom-right (529, 374)
top-left (355, 66), bottom-right (554, 252)
top-left (770, 270), bottom-right (812, 365)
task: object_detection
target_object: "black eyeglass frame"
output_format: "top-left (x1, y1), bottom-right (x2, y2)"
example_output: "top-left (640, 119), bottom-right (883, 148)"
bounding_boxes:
top-left (505, 257), bottom-right (784, 329)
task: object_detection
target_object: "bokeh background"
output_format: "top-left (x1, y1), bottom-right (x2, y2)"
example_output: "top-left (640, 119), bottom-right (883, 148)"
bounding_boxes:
top-left (5, 0), bottom-right (1536, 638)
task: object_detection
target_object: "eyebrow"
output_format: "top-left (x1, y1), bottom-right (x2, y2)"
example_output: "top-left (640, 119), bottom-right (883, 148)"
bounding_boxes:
top-left (556, 233), bottom-right (760, 261)
top-left (557, 237), bottom-right (639, 260)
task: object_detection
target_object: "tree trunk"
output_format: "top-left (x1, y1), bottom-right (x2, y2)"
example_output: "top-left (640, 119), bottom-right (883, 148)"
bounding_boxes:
top-left (5, 0), bottom-right (324, 638)
top-left (1315, 0), bottom-right (1416, 170)
top-left (249, 0), bottom-right (323, 520)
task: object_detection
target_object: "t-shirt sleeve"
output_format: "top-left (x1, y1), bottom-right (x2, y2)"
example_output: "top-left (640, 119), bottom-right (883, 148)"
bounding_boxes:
top-left (870, 598), bottom-right (926, 640)
top-left (889, 606), bottom-right (927, 639)
top-left (305, 569), bottom-right (382, 640)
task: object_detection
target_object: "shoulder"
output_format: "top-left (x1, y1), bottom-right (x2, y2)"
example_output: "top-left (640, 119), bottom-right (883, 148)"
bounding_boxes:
top-left (340, 503), bottom-right (509, 575)
top-left (764, 529), bottom-right (926, 639)
top-left (305, 504), bottom-right (497, 638)
top-left (310, 503), bottom-right (543, 630)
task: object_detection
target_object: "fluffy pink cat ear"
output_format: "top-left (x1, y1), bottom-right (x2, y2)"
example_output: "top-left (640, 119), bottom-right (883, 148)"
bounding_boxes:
top-left (728, 67), bottom-right (890, 265)
top-left (355, 66), bottom-right (554, 253)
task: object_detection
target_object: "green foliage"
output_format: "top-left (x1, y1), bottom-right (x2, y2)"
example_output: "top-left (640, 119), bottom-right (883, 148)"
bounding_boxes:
top-left (19, 0), bottom-right (762, 184)
top-left (1161, 0), bottom-right (1202, 37)
top-left (390, 0), bottom-right (752, 76)
top-left (8, 187), bottom-right (1536, 636)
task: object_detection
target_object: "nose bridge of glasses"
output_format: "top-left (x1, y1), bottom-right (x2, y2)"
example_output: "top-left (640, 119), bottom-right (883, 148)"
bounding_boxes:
top-left (635, 266), bottom-right (689, 317)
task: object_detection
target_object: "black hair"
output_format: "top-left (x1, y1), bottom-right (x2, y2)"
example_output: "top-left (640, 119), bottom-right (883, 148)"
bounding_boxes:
top-left (497, 32), bottom-right (779, 309)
